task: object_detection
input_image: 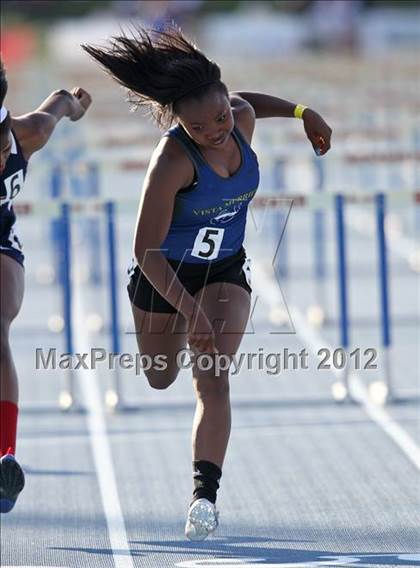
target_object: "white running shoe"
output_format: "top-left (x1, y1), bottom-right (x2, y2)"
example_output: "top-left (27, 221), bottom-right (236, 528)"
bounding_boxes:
top-left (185, 498), bottom-right (219, 541)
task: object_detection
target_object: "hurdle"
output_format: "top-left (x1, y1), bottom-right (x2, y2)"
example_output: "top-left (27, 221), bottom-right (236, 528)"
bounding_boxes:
top-left (330, 192), bottom-right (396, 403)
top-left (253, 189), bottom-right (418, 404)
top-left (58, 200), bottom-right (124, 410)
top-left (16, 193), bottom-right (123, 411)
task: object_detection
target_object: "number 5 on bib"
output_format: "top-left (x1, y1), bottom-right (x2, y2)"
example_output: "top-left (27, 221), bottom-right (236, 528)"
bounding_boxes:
top-left (191, 227), bottom-right (225, 260)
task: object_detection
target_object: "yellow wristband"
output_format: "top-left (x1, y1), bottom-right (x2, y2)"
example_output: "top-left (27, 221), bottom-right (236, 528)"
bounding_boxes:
top-left (294, 104), bottom-right (307, 119)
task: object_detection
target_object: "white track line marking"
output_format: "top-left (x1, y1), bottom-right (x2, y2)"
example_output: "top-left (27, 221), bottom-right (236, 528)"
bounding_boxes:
top-left (175, 553), bottom-right (420, 567)
top-left (73, 267), bottom-right (134, 568)
top-left (253, 260), bottom-right (420, 472)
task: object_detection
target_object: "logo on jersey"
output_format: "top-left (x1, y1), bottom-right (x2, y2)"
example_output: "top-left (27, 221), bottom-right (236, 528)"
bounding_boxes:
top-left (1, 169), bottom-right (24, 209)
top-left (210, 205), bottom-right (242, 225)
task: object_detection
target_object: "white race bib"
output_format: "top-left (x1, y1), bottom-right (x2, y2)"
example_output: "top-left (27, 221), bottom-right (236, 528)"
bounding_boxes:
top-left (1, 169), bottom-right (24, 209)
top-left (191, 227), bottom-right (225, 260)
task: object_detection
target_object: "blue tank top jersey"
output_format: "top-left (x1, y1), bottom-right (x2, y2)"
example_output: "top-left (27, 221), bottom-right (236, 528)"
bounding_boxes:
top-left (160, 124), bottom-right (260, 263)
top-left (0, 131), bottom-right (28, 240)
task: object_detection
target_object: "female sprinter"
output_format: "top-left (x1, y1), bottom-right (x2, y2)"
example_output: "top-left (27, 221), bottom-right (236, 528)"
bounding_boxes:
top-left (82, 27), bottom-right (331, 540)
top-left (0, 58), bottom-right (92, 513)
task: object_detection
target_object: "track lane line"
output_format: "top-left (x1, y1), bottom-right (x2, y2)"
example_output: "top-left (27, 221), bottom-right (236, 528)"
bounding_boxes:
top-left (253, 259), bottom-right (420, 472)
top-left (73, 265), bottom-right (135, 568)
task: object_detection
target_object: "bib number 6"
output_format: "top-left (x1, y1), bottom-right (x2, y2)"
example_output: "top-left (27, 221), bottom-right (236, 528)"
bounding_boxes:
top-left (191, 227), bottom-right (225, 260)
top-left (1, 170), bottom-right (24, 206)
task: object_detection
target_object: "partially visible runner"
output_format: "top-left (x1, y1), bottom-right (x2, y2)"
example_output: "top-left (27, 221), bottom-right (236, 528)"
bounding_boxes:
top-left (82, 26), bottom-right (331, 540)
top-left (0, 58), bottom-right (92, 513)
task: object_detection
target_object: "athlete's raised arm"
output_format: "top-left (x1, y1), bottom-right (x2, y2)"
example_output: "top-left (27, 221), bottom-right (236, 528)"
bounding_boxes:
top-left (231, 91), bottom-right (332, 155)
top-left (11, 87), bottom-right (92, 160)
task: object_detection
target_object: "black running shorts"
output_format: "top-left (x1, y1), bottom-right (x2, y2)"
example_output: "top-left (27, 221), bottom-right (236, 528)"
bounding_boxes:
top-left (127, 246), bottom-right (252, 313)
